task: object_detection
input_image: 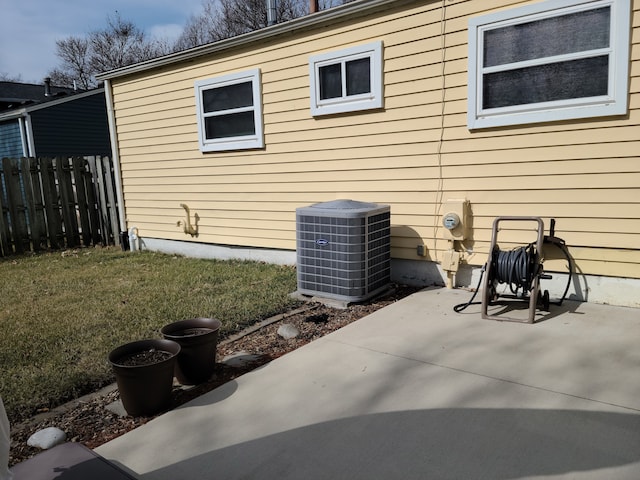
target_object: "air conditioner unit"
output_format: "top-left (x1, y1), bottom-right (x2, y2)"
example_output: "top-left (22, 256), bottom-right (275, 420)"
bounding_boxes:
top-left (296, 199), bottom-right (391, 302)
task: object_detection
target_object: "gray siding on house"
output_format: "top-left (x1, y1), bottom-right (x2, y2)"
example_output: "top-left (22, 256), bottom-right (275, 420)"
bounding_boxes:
top-left (0, 120), bottom-right (24, 159)
top-left (30, 92), bottom-right (111, 156)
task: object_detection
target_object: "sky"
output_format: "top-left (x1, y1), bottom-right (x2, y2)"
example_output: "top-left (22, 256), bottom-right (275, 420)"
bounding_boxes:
top-left (1, 0), bottom-right (206, 84)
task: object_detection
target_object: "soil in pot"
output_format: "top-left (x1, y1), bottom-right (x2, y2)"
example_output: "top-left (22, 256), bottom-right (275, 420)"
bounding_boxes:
top-left (117, 349), bottom-right (174, 367)
top-left (173, 328), bottom-right (214, 337)
top-left (109, 339), bottom-right (180, 417)
top-left (161, 318), bottom-right (221, 385)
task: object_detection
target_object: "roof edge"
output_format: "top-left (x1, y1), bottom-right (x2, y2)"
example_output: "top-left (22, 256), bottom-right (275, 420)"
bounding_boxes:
top-left (0, 88), bottom-right (104, 121)
top-left (96, 0), bottom-right (413, 81)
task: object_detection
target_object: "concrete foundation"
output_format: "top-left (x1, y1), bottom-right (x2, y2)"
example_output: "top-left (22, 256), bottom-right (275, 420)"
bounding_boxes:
top-left (137, 238), bottom-right (639, 309)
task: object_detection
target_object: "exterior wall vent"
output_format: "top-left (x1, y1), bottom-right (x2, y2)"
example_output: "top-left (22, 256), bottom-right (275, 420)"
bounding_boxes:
top-left (296, 199), bottom-right (391, 302)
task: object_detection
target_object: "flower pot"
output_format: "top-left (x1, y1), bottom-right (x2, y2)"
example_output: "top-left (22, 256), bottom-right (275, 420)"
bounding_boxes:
top-left (108, 339), bottom-right (181, 417)
top-left (161, 317), bottom-right (222, 385)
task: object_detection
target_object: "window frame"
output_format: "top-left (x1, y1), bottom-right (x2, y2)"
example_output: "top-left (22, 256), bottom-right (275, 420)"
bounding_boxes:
top-left (309, 41), bottom-right (384, 116)
top-left (194, 69), bottom-right (264, 152)
top-left (467, 0), bottom-right (630, 129)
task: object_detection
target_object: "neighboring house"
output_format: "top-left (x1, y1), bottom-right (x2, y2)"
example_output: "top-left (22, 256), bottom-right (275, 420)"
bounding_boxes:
top-left (96, 0), bottom-right (640, 307)
top-left (0, 80), bottom-right (77, 111)
top-left (0, 81), bottom-right (110, 158)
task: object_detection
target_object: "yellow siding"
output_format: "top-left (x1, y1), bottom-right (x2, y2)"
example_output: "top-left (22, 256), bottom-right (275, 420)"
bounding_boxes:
top-left (109, 0), bottom-right (640, 280)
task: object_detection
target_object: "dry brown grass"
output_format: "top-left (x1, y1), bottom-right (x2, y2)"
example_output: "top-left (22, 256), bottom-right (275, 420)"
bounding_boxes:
top-left (0, 247), bottom-right (299, 423)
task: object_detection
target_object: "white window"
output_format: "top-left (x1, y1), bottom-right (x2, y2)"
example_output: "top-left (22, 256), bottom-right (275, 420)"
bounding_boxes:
top-left (467, 0), bottom-right (630, 129)
top-left (309, 41), bottom-right (384, 116)
top-left (194, 69), bottom-right (264, 152)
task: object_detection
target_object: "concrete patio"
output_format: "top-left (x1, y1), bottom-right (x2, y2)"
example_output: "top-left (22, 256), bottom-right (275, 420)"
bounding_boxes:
top-left (95, 287), bottom-right (640, 479)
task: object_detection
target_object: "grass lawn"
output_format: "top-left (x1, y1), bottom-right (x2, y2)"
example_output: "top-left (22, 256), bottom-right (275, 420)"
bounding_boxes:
top-left (0, 247), bottom-right (299, 423)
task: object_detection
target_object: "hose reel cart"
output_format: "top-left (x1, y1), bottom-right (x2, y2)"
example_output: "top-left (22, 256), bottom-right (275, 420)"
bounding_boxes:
top-left (456, 216), bottom-right (572, 323)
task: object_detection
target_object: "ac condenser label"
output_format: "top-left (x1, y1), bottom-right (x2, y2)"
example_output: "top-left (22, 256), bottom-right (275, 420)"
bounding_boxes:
top-left (315, 238), bottom-right (329, 246)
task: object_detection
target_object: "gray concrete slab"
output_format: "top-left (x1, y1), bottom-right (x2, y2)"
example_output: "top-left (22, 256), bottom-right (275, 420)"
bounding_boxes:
top-left (96, 288), bottom-right (640, 479)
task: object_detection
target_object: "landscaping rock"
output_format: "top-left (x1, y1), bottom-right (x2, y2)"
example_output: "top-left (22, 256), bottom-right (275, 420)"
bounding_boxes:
top-left (277, 324), bottom-right (300, 339)
top-left (222, 351), bottom-right (267, 368)
top-left (27, 427), bottom-right (66, 450)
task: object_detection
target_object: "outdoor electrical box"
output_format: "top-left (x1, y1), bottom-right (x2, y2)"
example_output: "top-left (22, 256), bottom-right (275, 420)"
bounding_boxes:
top-left (442, 199), bottom-right (470, 241)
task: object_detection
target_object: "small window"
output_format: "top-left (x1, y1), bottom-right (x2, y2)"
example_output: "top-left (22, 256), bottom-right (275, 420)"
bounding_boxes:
top-left (309, 41), bottom-right (383, 116)
top-left (195, 69), bottom-right (264, 152)
top-left (468, 0), bottom-right (630, 129)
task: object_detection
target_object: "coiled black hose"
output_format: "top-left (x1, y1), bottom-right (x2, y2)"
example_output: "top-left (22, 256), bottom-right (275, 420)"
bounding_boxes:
top-left (492, 243), bottom-right (538, 295)
top-left (453, 244), bottom-right (537, 313)
top-left (454, 238), bottom-right (573, 313)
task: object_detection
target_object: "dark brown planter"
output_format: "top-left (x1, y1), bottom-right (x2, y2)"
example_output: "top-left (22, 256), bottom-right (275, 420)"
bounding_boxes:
top-left (161, 317), bottom-right (222, 385)
top-left (108, 339), bottom-right (181, 417)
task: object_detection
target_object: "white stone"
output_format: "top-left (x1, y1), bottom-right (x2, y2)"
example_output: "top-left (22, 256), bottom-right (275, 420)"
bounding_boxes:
top-left (27, 427), bottom-right (66, 450)
top-left (277, 324), bottom-right (300, 339)
top-left (222, 351), bottom-right (266, 368)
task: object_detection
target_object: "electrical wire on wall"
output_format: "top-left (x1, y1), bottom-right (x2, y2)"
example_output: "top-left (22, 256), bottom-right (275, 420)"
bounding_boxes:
top-left (431, 0), bottom-right (449, 260)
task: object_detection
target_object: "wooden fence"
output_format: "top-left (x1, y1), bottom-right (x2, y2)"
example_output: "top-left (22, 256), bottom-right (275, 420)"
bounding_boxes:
top-left (0, 156), bottom-right (121, 257)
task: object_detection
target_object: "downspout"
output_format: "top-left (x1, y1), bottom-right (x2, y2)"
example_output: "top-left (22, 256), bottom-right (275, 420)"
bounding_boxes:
top-left (103, 79), bottom-right (127, 235)
top-left (17, 116), bottom-right (31, 157)
top-left (22, 114), bottom-right (36, 157)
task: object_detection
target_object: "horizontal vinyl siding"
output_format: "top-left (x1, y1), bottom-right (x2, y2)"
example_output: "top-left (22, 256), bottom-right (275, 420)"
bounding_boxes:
top-left (0, 120), bottom-right (23, 159)
top-left (31, 93), bottom-right (111, 156)
top-left (110, 0), bottom-right (640, 280)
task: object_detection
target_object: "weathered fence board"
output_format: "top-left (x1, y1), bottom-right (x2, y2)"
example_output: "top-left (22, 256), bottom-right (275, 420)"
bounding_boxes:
top-left (72, 158), bottom-right (91, 247)
top-left (0, 179), bottom-right (10, 256)
top-left (0, 156), bottom-right (121, 257)
top-left (39, 157), bottom-right (64, 250)
top-left (88, 156), bottom-right (118, 247)
top-left (3, 157), bottom-right (29, 254)
top-left (22, 157), bottom-right (47, 251)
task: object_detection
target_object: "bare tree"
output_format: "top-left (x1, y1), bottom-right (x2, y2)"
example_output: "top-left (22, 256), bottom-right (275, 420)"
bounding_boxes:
top-left (319, 0), bottom-right (356, 8)
top-left (89, 13), bottom-right (166, 73)
top-left (49, 1), bottom-right (360, 87)
top-left (0, 73), bottom-right (24, 82)
top-left (174, 0), bottom-right (353, 51)
top-left (51, 36), bottom-right (93, 90)
top-left (48, 12), bottom-right (169, 89)
top-left (174, 1), bottom-right (221, 51)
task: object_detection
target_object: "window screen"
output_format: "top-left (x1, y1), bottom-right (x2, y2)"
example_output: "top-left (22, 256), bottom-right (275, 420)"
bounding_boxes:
top-left (346, 57), bottom-right (371, 96)
top-left (194, 69), bottom-right (264, 152)
top-left (467, 0), bottom-right (630, 129)
top-left (202, 82), bottom-right (254, 112)
top-left (319, 64), bottom-right (342, 100)
top-left (483, 7), bottom-right (610, 67)
top-left (309, 41), bottom-right (383, 116)
top-left (483, 56), bottom-right (609, 109)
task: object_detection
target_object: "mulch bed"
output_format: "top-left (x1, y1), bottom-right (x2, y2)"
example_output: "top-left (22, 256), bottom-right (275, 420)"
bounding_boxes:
top-left (8, 285), bottom-right (420, 467)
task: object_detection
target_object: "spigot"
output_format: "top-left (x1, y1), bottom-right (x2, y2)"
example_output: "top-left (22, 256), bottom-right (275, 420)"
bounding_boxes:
top-left (179, 203), bottom-right (198, 237)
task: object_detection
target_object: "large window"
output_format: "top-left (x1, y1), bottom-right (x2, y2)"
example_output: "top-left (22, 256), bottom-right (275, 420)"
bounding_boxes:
top-left (309, 41), bottom-right (383, 116)
top-left (194, 69), bottom-right (264, 152)
top-left (467, 0), bottom-right (630, 129)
